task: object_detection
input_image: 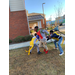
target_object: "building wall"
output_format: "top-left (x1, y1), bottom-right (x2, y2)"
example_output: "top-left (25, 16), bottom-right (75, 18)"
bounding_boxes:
top-left (41, 19), bottom-right (46, 28)
top-left (29, 22), bottom-right (38, 29)
top-left (9, 9), bottom-right (29, 40)
top-left (9, 0), bottom-right (25, 12)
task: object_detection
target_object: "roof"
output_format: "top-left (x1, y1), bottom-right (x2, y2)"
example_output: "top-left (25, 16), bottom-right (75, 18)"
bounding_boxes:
top-left (28, 13), bottom-right (45, 17)
top-left (28, 15), bottom-right (44, 21)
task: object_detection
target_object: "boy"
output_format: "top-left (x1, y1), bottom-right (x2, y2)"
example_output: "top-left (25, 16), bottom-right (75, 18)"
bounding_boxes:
top-left (49, 30), bottom-right (64, 56)
top-left (34, 26), bottom-right (50, 54)
top-left (30, 33), bottom-right (42, 54)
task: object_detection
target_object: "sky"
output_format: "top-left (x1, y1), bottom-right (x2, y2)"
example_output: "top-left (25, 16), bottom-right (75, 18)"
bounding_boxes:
top-left (25, 0), bottom-right (65, 21)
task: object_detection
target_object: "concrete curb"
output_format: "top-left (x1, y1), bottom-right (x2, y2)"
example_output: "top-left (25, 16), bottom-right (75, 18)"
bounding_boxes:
top-left (9, 39), bottom-right (65, 50)
top-left (9, 39), bottom-right (54, 50)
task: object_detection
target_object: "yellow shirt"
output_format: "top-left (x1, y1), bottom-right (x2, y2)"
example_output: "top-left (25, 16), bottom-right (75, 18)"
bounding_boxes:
top-left (30, 36), bottom-right (38, 46)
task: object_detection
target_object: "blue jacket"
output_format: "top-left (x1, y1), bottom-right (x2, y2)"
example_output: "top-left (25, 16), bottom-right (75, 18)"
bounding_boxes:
top-left (51, 32), bottom-right (61, 41)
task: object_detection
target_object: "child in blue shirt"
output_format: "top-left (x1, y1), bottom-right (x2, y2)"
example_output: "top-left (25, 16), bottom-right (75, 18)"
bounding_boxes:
top-left (30, 33), bottom-right (42, 54)
top-left (49, 30), bottom-right (64, 56)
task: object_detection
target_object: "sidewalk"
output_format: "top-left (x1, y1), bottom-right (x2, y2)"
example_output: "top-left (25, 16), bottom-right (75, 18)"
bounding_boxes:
top-left (9, 39), bottom-right (65, 50)
top-left (9, 39), bottom-right (54, 50)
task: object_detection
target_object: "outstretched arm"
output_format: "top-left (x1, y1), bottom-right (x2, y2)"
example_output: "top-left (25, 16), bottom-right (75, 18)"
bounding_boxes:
top-left (42, 30), bottom-right (49, 35)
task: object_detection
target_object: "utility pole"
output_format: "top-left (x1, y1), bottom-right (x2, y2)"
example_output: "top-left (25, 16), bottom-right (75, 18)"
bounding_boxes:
top-left (50, 15), bottom-right (52, 27)
top-left (42, 3), bottom-right (45, 28)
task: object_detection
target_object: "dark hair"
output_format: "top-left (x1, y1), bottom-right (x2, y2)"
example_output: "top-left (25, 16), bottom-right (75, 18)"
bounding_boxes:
top-left (34, 26), bottom-right (38, 29)
top-left (50, 30), bottom-right (53, 33)
top-left (34, 33), bottom-right (37, 36)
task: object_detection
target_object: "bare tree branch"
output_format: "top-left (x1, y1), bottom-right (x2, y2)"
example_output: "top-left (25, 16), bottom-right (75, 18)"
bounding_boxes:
top-left (54, 1), bottom-right (64, 26)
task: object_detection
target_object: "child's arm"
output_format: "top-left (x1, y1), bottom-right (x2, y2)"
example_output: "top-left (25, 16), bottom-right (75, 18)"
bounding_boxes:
top-left (51, 34), bottom-right (59, 38)
top-left (42, 30), bottom-right (49, 35)
top-left (34, 38), bottom-right (38, 44)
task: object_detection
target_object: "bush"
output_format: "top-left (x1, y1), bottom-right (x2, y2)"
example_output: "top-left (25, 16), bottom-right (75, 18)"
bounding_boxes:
top-left (13, 36), bottom-right (26, 43)
top-left (50, 27), bottom-right (53, 30)
top-left (25, 35), bottom-right (33, 41)
top-left (47, 27), bottom-right (50, 30)
top-left (9, 39), bottom-right (12, 43)
top-left (13, 35), bottom-right (33, 43)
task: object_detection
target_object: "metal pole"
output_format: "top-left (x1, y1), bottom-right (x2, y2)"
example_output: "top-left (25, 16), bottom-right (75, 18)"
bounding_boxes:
top-left (42, 3), bottom-right (45, 28)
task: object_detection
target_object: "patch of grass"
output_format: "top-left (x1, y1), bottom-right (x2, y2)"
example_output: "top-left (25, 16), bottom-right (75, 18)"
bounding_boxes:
top-left (60, 31), bottom-right (65, 34)
top-left (9, 43), bottom-right (65, 75)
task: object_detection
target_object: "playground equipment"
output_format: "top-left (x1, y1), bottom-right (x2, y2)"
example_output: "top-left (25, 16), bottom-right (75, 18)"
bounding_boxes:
top-left (25, 37), bottom-right (38, 55)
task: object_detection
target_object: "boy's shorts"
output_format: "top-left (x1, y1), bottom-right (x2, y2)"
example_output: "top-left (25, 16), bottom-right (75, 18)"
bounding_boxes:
top-left (39, 40), bottom-right (48, 50)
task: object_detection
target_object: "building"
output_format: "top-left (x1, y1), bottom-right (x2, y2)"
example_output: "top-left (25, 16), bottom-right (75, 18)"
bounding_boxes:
top-left (55, 15), bottom-right (65, 20)
top-left (63, 15), bottom-right (65, 19)
top-left (9, 0), bottom-right (29, 40)
top-left (9, 0), bottom-right (46, 40)
top-left (27, 12), bottom-right (46, 30)
top-left (46, 15), bottom-right (65, 26)
top-left (26, 12), bottom-right (46, 35)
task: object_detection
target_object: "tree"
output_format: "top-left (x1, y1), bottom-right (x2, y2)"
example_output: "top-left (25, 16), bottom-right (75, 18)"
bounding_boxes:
top-left (54, 1), bottom-right (64, 26)
top-left (49, 15), bottom-right (52, 28)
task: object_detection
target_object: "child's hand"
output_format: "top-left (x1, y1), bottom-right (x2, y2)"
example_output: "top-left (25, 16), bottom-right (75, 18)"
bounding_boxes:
top-left (46, 36), bottom-right (47, 38)
top-left (49, 35), bottom-right (51, 39)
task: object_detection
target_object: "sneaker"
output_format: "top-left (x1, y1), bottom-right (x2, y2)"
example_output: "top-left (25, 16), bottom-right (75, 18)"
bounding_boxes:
top-left (45, 50), bottom-right (49, 54)
top-left (59, 52), bottom-right (64, 56)
top-left (38, 51), bottom-right (42, 54)
top-left (54, 47), bottom-right (58, 50)
top-left (44, 49), bottom-right (46, 52)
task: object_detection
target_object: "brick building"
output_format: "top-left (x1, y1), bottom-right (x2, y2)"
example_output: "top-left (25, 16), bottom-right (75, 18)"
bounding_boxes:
top-left (9, 0), bottom-right (29, 40)
top-left (27, 12), bottom-right (46, 35)
top-left (27, 12), bottom-right (46, 29)
top-left (9, 0), bottom-right (46, 40)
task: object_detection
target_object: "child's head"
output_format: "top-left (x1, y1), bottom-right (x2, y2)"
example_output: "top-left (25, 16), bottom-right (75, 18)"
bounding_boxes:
top-left (34, 26), bottom-right (38, 32)
top-left (34, 33), bottom-right (37, 36)
top-left (50, 30), bottom-right (53, 35)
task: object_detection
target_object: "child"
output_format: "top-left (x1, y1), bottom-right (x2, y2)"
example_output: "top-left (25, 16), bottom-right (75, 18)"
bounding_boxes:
top-left (49, 30), bottom-right (64, 56)
top-left (34, 26), bottom-right (50, 54)
top-left (30, 33), bottom-right (42, 54)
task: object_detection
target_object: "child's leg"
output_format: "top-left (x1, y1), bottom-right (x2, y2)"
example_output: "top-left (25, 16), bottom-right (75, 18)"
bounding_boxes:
top-left (39, 40), bottom-right (42, 47)
top-left (43, 41), bottom-right (49, 54)
top-left (58, 37), bottom-right (64, 53)
top-left (34, 44), bottom-right (40, 53)
top-left (42, 41), bottom-right (48, 51)
top-left (30, 46), bottom-right (34, 52)
top-left (54, 40), bottom-right (57, 48)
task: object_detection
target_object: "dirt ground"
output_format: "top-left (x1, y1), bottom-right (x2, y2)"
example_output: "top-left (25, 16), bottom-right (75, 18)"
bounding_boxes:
top-left (9, 43), bottom-right (65, 75)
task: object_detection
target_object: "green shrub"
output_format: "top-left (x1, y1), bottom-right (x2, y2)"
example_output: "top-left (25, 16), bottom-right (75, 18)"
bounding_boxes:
top-left (25, 35), bottom-right (33, 41)
top-left (9, 39), bottom-right (12, 43)
top-left (47, 27), bottom-right (50, 30)
top-left (13, 35), bottom-right (33, 43)
top-left (13, 36), bottom-right (26, 43)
